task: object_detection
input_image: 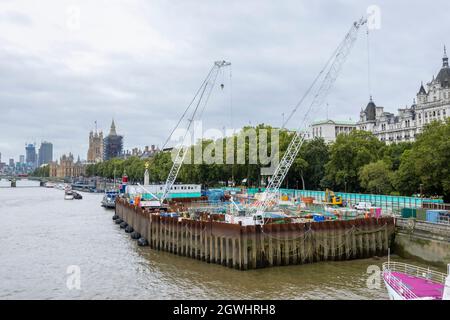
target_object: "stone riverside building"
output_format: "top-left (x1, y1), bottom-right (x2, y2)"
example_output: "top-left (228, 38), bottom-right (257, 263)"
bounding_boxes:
top-left (308, 120), bottom-right (357, 143)
top-left (48, 153), bottom-right (85, 178)
top-left (357, 48), bottom-right (450, 143)
top-left (87, 129), bottom-right (104, 163)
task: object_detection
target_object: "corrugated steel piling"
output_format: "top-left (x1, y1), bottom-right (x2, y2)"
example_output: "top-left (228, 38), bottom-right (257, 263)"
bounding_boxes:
top-left (115, 199), bottom-right (395, 270)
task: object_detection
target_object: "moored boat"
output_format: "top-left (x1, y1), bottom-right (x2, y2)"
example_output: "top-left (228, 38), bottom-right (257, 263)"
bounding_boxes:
top-left (64, 191), bottom-right (74, 200)
top-left (382, 260), bottom-right (450, 300)
top-left (73, 191), bottom-right (82, 200)
top-left (101, 191), bottom-right (118, 208)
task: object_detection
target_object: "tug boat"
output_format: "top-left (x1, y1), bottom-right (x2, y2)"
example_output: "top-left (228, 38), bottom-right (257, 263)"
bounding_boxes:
top-left (382, 260), bottom-right (450, 300)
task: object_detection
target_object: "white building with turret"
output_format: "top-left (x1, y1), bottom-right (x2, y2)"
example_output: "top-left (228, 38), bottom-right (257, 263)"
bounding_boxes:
top-left (357, 48), bottom-right (450, 143)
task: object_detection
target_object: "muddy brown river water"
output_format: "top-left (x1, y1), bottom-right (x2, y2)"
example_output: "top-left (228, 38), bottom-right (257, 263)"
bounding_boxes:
top-left (0, 179), bottom-right (429, 299)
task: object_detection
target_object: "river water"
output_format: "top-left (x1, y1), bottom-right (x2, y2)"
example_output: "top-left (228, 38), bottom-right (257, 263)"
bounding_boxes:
top-left (0, 179), bottom-right (430, 300)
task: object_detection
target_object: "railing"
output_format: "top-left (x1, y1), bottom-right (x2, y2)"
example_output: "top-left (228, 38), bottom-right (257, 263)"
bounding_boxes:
top-left (395, 218), bottom-right (450, 238)
top-left (382, 262), bottom-right (447, 285)
top-left (422, 202), bottom-right (450, 211)
top-left (383, 270), bottom-right (419, 300)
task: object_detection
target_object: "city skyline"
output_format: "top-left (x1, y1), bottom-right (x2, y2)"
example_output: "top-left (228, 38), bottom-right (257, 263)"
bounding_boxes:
top-left (1, 0), bottom-right (450, 159)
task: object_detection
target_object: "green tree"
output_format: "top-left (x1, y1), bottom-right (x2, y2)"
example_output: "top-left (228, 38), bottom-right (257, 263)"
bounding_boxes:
top-left (393, 149), bottom-right (421, 196)
top-left (321, 130), bottom-right (384, 192)
top-left (31, 165), bottom-right (50, 177)
top-left (359, 160), bottom-right (394, 194)
top-left (381, 142), bottom-right (413, 170)
top-left (394, 119), bottom-right (450, 200)
top-left (301, 138), bottom-right (329, 190)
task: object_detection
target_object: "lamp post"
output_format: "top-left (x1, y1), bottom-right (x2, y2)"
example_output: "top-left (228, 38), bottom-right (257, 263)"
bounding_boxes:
top-left (144, 162), bottom-right (149, 186)
top-left (113, 168), bottom-right (116, 189)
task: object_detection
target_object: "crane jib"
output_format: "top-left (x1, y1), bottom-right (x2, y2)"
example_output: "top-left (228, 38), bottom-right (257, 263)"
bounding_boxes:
top-left (159, 61), bottom-right (232, 203)
top-left (255, 18), bottom-right (366, 219)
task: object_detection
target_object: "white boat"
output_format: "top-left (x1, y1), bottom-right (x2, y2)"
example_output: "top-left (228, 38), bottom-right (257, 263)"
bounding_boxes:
top-left (55, 183), bottom-right (66, 190)
top-left (382, 260), bottom-right (450, 300)
top-left (64, 191), bottom-right (74, 200)
top-left (126, 184), bottom-right (202, 199)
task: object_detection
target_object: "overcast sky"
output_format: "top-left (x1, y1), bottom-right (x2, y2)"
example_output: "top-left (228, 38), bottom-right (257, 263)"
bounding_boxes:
top-left (1, 0), bottom-right (449, 161)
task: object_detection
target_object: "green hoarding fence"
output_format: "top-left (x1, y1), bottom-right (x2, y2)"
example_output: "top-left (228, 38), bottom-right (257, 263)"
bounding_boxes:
top-left (233, 188), bottom-right (443, 212)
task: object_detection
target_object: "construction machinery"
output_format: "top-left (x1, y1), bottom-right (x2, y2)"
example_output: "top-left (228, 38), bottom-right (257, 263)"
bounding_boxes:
top-left (159, 60), bottom-right (232, 204)
top-left (251, 17), bottom-right (368, 222)
top-left (324, 189), bottom-right (343, 206)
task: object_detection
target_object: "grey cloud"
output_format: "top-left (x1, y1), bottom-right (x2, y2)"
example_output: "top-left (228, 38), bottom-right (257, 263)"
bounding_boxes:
top-left (0, 11), bottom-right (33, 27)
top-left (1, 0), bottom-right (449, 161)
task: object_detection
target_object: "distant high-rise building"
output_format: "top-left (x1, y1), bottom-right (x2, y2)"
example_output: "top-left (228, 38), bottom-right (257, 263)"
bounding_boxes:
top-left (0, 152), bottom-right (2, 163)
top-left (25, 143), bottom-right (37, 168)
top-left (87, 126), bottom-right (104, 163)
top-left (19, 155), bottom-right (25, 164)
top-left (103, 120), bottom-right (123, 161)
top-left (38, 141), bottom-right (53, 166)
top-left (9, 158), bottom-right (14, 167)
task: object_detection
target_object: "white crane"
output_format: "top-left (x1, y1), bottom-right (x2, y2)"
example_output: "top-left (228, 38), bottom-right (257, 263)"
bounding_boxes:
top-left (159, 60), bottom-right (231, 204)
top-left (254, 18), bottom-right (367, 219)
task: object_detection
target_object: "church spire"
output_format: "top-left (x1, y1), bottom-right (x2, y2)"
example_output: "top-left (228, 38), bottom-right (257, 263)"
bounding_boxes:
top-left (109, 119), bottom-right (117, 136)
top-left (444, 45), bottom-right (449, 68)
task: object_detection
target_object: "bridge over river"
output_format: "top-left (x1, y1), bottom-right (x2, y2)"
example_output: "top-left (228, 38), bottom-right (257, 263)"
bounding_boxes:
top-left (0, 178), bottom-right (42, 188)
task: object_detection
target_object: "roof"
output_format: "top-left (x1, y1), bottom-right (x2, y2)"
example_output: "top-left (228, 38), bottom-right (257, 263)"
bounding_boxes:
top-left (311, 119), bottom-right (356, 126)
top-left (418, 83), bottom-right (427, 95)
top-left (364, 98), bottom-right (377, 121)
top-left (434, 47), bottom-right (450, 87)
top-left (436, 67), bottom-right (450, 88)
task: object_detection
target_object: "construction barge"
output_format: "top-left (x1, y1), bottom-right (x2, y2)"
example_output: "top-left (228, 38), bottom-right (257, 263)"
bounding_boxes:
top-left (114, 198), bottom-right (395, 270)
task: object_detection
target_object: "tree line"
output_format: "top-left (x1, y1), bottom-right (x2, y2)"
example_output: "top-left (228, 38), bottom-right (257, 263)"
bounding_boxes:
top-left (31, 165), bottom-right (49, 177)
top-left (85, 119), bottom-right (450, 201)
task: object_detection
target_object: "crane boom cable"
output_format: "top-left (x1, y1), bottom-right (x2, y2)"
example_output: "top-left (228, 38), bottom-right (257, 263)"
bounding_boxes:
top-left (282, 44), bottom-right (340, 129)
top-left (253, 18), bottom-right (367, 218)
top-left (160, 61), bottom-right (231, 203)
top-left (197, 68), bottom-right (221, 120)
top-left (366, 26), bottom-right (372, 98)
top-left (161, 65), bottom-right (216, 151)
top-left (160, 78), bottom-right (211, 203)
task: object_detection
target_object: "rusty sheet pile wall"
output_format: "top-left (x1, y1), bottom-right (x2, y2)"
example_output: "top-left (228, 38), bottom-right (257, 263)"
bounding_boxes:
top-left (115, 199), bottom-right (395, 270)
